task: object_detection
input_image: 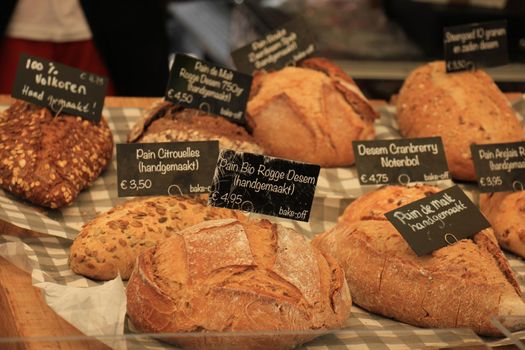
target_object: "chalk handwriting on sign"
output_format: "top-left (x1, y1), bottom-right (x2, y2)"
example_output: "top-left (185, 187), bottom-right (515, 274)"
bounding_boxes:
top-left (12, 54), bottom-right (107, 122)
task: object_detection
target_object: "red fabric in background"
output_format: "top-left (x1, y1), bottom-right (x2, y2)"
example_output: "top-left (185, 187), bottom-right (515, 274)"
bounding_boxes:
top-left (0, 37), bottom-right (115, 95)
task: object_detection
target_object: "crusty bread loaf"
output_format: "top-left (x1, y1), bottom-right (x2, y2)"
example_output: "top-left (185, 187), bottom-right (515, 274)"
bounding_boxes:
top-left (480, 191), bottom-right (525, 257)
top-left (396, 61), bottom-right (525, 181)
top-left (0, 100), bottom-right (113, 208)
top-left (69, 196), bottom-right (242, 280)
top-left (128, 101), bottom-right (264, 154)
top-left (246, 57), bottom-right (378, 167)
top-left (126, 218), bottom-right (352, 350)
top-left (339, 184), bottom-right (439, 223)
top-left (313, 185), bottom-right (525, 336)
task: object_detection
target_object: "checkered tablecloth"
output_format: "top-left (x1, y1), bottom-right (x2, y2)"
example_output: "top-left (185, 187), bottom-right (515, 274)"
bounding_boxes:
top-left (1, 97), bottom-right (525, 349)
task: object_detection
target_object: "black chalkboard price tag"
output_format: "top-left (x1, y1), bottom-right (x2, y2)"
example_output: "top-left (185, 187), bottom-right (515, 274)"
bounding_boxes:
top-left (443, 20), bottom-right (508, 73)
top-left (231, 16), bottom-right (316, 74)
top-left (165, 54), bottom-right (252, 124)
top-left (353, 137), bottom-right (449, 186)
top-left (471, 141), bottom-right (525, 193)
top-left (385, 185), bottom-right (490, 256)
top-left (208, 150), bottom-right (320, 222)
top-left (116, 141), bottom-right (219, 197)
top-left (11, 54), bottom-right (107, 122)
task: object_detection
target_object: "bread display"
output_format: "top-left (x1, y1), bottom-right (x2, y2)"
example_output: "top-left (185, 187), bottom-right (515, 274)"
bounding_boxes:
top-left (313, 185), bottom-right (525, 336)
top-left (246, 57), bottom-right (378, 167)
top-left (128, 100), bottom-right (264, 154)
top-left (480, 191), bottom-right (525, 257)
top-left (126, 218), bottom-right (352, 350)
top-left (69, 196), bottom-right (243, 280)
top-left (396, 61), bottom-right (525, 181)
top-left (0, 100), bottom-right (113, 208)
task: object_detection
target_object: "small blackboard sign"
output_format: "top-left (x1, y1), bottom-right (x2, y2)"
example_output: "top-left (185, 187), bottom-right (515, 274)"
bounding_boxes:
top-left (471, 141), bottom-right (525, 193)
top-left (231, 16), bottom-right (316, 74)
top-left (385, 186), bottom-right (490, 256)
top-left (208, 150), bottom-right (320, 222)
top-left (353, 137), bottom-right (449, 186)
top-left (165, 54), bottom-right (252, 124)
top-left (443, 20), bottom-right (508, 73)
top-left (11, 53), bottom-right (107, 122)
top-left (116, 141), bottom-right (219, 197)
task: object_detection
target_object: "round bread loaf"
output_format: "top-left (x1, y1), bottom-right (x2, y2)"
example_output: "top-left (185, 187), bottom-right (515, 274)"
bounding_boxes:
top-left (480, 191), bottom-right (525, 257)
top-left (69, 196), bottom-right (242, 280)
top-left (396, 61), bottom-right (525, 181)
top-left (126, 218), bottom-right (352, 350)
top-left (314, 185), bottom-right (525, 336)
top-left (246, 57), bottom-right (377, 167)
top-left (128, 101), bottom-right (264, 154)
top-left (0, 100), bottom-right (113, 208)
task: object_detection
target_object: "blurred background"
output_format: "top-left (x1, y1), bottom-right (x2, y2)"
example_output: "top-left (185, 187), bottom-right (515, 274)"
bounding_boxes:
top-left (167, 0), bottom-right (525, 99)
top-left (1, 0), bottom-right (524, 98)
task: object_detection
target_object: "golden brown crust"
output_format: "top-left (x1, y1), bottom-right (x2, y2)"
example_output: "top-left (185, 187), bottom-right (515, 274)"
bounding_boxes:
top-left (128, 101), bottom-right (264, 154)
top-left (69, 195), bottom-right (242, 280)
top-left (396, 61), bottom-right (525, 181)
top-left (339, 184), bottom-right (440, 223)
top-left (0, 100), bottom-right (113, 208)
top-left (126, 219), bottom-right (352, 350)
top-left (480, 191), bottom-right (525, 258)
top-left (314, 185), bottom-right (524, 335)
top-left (246, 58), bottom-right (377, 167)
top-left (313, 220), bottom-right (522, 336)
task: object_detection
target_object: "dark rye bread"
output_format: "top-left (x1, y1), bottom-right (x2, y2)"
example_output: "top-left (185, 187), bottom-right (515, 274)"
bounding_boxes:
top-left (313, 185), bottom-right (525, 336)
top-left (0, 101), bottom-right (113, 208)
top-left (128, 101), bottom-right (264, 154)
top-left (69, 195), bottom-right (243, 280)
top-left (126, 218), bottom-right (352, 350)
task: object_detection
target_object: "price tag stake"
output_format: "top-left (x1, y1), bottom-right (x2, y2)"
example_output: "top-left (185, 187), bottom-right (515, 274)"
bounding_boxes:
top-left (353, 137), bottom-right (449, 186)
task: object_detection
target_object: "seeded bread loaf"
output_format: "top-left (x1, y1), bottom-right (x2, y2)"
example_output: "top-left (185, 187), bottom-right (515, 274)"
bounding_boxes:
top-left (480, 191), bottom-right (525, 257)
top-left (69, 196), bottom-right (242, 280)
top-left (126, 218), bottom-right (352, 350)
top-left (0, 101), bottom-right (113, 208)
top-left (313, 185), bottom-right (525, 336)
top-left (246, 57), bottom-right (378, 167)
top-left (128, 101), bottom-right (264, 154)
top-left (396, 61), bottom-right (525, 181)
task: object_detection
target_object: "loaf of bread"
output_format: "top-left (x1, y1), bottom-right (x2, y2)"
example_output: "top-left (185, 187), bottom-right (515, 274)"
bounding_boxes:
top-left (128, 101), bottom-right (264, 154)
top-left (126, 218), bottom-right (352, 350)
top-left (246, 57), bottom-right (378, 167)
top-left (313, 185), bottom-right (525, 336)
top-left (0, 100), bottom-right (113, 208)
top-left (480, 191), bottom-right (525, 257)
top-left (396, 61), bottom-right (525, 181)
top-left (69, 196), bottom-right (242, 280)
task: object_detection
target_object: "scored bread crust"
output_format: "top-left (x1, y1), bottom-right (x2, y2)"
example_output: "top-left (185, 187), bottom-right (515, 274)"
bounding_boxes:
top-left (396, 61), bottom-right (525, 181)
top-left (247, 57), bottom-right (378, 167)
top-left (69, 196), bottom-right (242, 280)
top-left (480, 191), bottom-right (525, 257)
top-left (127, 100), bottom-right (264, 154)
top-left (126, 219), bottom-right (352, 350)
top-left (313, 185), bottom-right (525, 336)
top-left (0, 100), bottom-right (113, 208)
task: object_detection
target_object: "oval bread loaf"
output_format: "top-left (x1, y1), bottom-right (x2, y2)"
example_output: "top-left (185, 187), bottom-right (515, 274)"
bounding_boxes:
top-left (126, 218), bottom-right (352, 350)
top-left (480, 191), bottom-right (525, 257)
top-left (69, 196), bottom-right (242, 280)
top-left (246, 57), bottom-right (377, 167)
top-left (313, 185), bottom-right (525, 336)
top-left (128, 101), bottom-right (264, 154)
top-left (396, 61), bottom-right (525, 181)
top-left (0, 101), bottom-right (113, 208)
